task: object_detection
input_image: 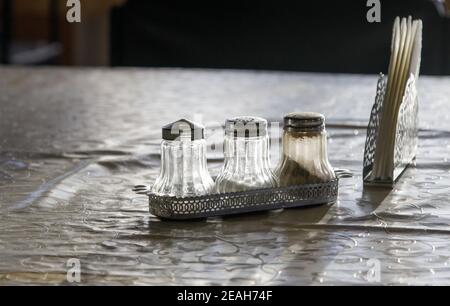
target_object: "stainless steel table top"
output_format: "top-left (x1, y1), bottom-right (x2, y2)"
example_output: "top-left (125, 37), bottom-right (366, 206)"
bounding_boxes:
top-left (1, 67), bottom-right (450, 285)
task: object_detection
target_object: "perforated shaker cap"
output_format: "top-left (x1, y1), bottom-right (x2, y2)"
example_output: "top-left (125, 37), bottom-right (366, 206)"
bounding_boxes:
top-left (283, 112), bottom-right (325, 132)
top-left (225, 116), bottom-right (267, 137)
top-left (162, 119), bottom-right (204, 141)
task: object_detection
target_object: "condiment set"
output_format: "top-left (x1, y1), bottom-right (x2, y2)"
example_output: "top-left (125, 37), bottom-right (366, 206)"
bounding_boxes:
top-left (151, 112), bottom-right (335, 197)
top-left (132, 112), bottom-right (343, 219)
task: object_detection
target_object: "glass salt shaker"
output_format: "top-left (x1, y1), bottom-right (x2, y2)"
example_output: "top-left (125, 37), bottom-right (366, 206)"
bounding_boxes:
top-left (276, 112), bottom-right (335, 186)
top-left (151, 119), bottom-right (214, 197)
top-left (215, 116), bottom-right (277, 193)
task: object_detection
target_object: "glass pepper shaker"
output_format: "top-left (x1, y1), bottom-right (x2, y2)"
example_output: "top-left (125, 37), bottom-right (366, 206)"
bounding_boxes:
top-left (151, 119), bottom-right (214, 197)
top-left (276, 112), bottom-right (335, 186)
top-left (215, 116), bottom-right (277, 193)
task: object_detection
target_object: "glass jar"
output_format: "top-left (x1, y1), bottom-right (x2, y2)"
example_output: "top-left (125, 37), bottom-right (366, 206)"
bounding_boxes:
top-left (215, 116), bottom-right (277, 193)
top-left (276, 112), bottom-right (335, 186)
top-left (151, 119), bottom-right (214, 197)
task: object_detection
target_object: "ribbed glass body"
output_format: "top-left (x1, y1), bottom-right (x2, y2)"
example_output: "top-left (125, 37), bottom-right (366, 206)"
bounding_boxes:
top-left (215, 134), bottom-right (277, 193)
top-left (152, 137), bottom-right (214, 197)
top-left (276, 129), bottom-right (335, 186)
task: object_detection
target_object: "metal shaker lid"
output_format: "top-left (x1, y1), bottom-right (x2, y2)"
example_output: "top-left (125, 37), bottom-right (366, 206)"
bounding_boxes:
top-left (283, 112), bottom-right (325, 132)
top-left (162, 119), bottom-right (204, 141)
top-left (225, 116), bottom-right (267, 137)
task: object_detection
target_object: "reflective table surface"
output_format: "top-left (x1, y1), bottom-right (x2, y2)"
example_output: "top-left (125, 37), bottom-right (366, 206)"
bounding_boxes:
top-left (1, 67), bottom-right (450, 285)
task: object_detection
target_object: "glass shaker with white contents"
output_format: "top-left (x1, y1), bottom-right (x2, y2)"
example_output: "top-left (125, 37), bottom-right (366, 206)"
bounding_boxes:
top-left (215, 116), bottom-right (277, 193)
top-left (151, 119), bottom-right (214, 197)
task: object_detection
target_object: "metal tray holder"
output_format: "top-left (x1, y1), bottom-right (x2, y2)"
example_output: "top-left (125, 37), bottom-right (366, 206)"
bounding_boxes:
top-left (133, 170), bottom-right (351, 220)
top-left (363, 73), bottom-right (419, 187)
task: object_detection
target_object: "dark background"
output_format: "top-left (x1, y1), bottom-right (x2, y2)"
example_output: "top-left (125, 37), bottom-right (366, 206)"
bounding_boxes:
top-left (1, 0), bottom-right (450, 74)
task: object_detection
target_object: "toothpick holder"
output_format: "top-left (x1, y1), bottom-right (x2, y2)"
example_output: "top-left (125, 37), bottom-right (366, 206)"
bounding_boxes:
top-left (363, 73), bottom-right (419, 187)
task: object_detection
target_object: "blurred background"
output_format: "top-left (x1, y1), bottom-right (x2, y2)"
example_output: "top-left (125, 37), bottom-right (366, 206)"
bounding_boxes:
top-left (0, 0), bottom-right (449, 74)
